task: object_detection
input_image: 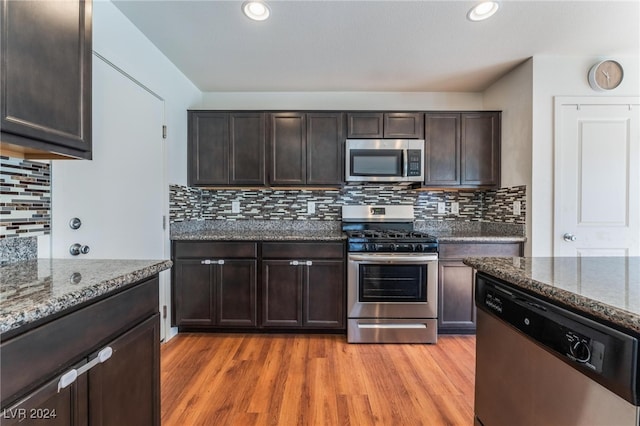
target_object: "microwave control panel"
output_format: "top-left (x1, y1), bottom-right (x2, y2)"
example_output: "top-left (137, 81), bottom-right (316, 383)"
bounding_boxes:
top-left (407, 149), bottom-right (422, 177)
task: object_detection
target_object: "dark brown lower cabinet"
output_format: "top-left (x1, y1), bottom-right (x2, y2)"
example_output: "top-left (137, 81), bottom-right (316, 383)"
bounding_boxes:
top-left (172, 242), bottom-right (258, 329)
top-left (173, 259), bottom-right (257, 328)
top-left (261, 242), bottom-right (345, 330)
top-left (0, 277), bottom-right (160, 426)
top-left (262, 259), bottom-right (345, 329)
top-left (438, 242), bottom-right (523, 334)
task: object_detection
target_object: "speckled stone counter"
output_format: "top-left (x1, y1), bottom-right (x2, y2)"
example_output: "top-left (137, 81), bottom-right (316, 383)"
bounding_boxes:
top-left (171, 219), bottom-right (346, 241)
top-left (416, 220), bottom-right (526, 243)
top-left (463, 257), bottom-right (640, 335)
top-left (0, 258), bottom-right (173, 336)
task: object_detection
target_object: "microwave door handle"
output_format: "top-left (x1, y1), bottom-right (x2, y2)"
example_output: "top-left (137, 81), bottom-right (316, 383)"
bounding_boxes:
top-left (402, 151), bottom-right (409, 177)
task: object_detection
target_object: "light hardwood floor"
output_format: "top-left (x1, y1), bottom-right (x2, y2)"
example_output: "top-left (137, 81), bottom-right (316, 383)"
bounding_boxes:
top-left (161, 333), bottom-right (476, 426)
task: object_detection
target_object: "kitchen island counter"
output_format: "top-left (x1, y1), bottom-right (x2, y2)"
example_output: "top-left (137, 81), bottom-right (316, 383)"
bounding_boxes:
top-left (0, 258), bottom-right (172, 337)
top-left (464, 256), bottom-right (640, 335)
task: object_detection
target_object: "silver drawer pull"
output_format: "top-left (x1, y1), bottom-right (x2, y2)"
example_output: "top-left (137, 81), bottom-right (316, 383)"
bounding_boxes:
top-left (201, 259), bottom-right (225, 265)
top-left (290, 260), bottom-right (299, 266)
top-left (57, 346), bottom-right (113, 392)
top-left (306, 260), bottom-right (313, 266)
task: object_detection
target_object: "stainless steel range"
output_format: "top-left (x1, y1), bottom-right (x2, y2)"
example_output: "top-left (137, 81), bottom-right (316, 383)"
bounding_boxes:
top-left (342, 205), bottom-right (439, 343)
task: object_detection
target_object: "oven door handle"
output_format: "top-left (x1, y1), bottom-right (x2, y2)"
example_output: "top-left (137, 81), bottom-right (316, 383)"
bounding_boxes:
top-left (348, 254), bottom-right (438, 263)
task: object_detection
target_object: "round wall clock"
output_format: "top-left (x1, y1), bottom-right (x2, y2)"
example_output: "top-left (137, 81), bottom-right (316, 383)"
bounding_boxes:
top-left (588, 60), bottom-right (624, 91)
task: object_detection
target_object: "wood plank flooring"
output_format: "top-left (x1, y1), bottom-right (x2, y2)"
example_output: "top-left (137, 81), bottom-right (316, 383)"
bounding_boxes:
top-left (161, 333), bottom-right (476, 426)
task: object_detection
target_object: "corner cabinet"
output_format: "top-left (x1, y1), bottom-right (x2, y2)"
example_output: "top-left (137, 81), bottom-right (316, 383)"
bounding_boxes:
top-left (269, 112), bottom-right (344, 186)
top-left (172, 241), bottom-right (258, 328)
top-left (438, 242), bottom-right (523, 334)
top-left (261, 242), bottom-right (345, 329)
top-left (1, 0), bottom-right (92, 159)
top-left (188, 111), bottom-right (266, 186)
top-left (346, 112), bottom-right (424, 139)
top-left (0, 276), bottom-right (160, 425)
top-left (424, 112), bottom-right (500, 188)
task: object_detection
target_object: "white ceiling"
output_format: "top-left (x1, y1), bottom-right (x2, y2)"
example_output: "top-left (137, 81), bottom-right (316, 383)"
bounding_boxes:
top-left (112, 0), bottom-right (640, 93)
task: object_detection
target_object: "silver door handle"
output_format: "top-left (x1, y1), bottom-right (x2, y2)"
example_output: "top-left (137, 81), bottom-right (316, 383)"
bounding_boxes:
top-left (563, 233), bottom-right (577, 242)
top-left (201, 260), bottom-right (225, 265)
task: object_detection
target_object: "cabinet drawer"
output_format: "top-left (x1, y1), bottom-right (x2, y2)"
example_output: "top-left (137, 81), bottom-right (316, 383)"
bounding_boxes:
top-left (0, 276), bottom-right (158, 408)
top-left (262, 242), bottom-right (344, 259)
top-left (439, 243), bottom-right (522, 259)
top-left (174, 241), bottom-right (257, 258)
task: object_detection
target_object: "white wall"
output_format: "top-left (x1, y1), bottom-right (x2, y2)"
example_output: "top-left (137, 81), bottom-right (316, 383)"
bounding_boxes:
top-left (199, 91), bottom-right (483, 110)
top-left (93, 1), bottom-right (202, 187)
top-left (531, 56), bottom-right (640, 256)
top-left (483, 58), bottom-right (534, 255)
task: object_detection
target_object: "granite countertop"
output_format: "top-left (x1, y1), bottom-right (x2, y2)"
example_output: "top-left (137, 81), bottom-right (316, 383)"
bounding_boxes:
top-left (170, 219), bottom-right (525, 243)
top-left (172, 229), bottom-right (346, 241)
top-left (464, 257), bottom-right (640, 335)
top-left (432, 232), bottom-right (527, 243)
top-left (0, 258), bottom-right (173, 336)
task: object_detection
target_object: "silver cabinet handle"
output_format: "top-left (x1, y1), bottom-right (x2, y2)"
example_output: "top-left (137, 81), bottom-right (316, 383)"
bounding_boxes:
top-left (563, 233), bottom-right (577, 242)
top-left (58, 346), bottom-right (113, 392)
top-left (201, 259), bottom-right (225, 265)
top-left (289, 260), bottom-right (312, 266)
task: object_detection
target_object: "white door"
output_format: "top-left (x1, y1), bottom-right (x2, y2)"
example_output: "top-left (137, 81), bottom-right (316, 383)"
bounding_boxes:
top-left (51, 55), bottom-right (170, 337)
top-left (554, 97), bottom-right (640, 256)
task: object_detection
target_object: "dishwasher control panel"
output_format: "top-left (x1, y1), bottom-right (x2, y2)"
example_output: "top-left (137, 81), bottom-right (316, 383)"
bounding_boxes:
top-left (476, 273), bottom-right (639, 405)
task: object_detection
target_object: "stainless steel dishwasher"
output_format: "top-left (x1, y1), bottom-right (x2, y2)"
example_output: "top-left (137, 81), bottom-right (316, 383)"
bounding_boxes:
top-left (475, 273), bottom-right (640, 426)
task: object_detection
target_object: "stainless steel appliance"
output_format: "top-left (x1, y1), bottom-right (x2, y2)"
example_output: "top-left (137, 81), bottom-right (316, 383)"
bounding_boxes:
top-left (475, 273), bottom-right (640, 426)
top-left (342, 205), bottom-right (438, 343)
top-left (345, 139), bottom-right (424, 183)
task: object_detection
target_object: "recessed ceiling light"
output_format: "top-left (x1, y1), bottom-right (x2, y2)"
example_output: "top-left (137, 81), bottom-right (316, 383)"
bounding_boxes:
top-left (467, 1), bottom-right (500, 21)
top-left (242, 0), bottom-right (270, 21)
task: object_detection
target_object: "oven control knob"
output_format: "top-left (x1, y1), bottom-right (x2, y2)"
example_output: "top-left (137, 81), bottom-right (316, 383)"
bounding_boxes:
top-left (570, 339), bottom-right (591, 363)
top-left (389, 244), bottom-right (397, 251)
top-left (415, 244), bottom-right (424, 252)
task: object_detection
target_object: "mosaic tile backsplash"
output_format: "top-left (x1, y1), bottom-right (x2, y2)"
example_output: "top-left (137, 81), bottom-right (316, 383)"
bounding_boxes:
top-left (1, 157), bottom-right (51, 238)
top-left (169, 184), bottom-right (526, 225)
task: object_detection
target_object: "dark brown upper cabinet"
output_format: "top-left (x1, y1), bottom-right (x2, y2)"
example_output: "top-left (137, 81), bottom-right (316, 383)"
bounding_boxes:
top-left (461, 112), bottom-right (501, 187)
top-left (1, 0), bottom-right (92, 159)
top-left (347, 112), bottom-right (424, 139)
top-left (188, 111), bottom-right (266, 186)
top-left (424, 112), bottom-right (500, 188)
top-left (269, 112), bottom-right (344, 186)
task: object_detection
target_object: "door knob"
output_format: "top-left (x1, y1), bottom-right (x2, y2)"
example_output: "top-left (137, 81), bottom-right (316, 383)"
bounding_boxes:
top-left (563, 233), bottom-right (577, 242)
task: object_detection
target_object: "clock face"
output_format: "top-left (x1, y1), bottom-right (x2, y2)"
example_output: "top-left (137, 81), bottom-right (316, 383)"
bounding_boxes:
top-left (589, 60), bottom-right (624, 91)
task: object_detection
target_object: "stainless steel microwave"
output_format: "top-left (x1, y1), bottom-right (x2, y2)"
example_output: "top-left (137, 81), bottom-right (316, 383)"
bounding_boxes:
top-left (345, 139), bottom-right (424, 183)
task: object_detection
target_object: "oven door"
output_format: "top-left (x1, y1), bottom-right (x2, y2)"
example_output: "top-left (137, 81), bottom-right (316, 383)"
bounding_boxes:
top-left (347, 253), bottom-right (438, 319)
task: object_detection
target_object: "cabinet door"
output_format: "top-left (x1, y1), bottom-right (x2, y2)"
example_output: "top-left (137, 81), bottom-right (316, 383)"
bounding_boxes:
top-left (173, 260), bottom-right (214, 326)
top-left (461, 112), bottom-right (501, 186)
top-left (262, 260), bottom-right (303, 327)
top-left (216, 260), bottom-right (257, 327)
top-left (303, 260), bottom-right (345, 328)
top-left (229, 113), bottom-right (265, 185)
top-left (0, 373), bottom-right (87, 426)
top-left (306, 112), bottom-right (344, 185)
top-left (269, 113), bottom-right (306, 185)
top-left (384, 113), bottom-right (424, 139)
top-left (438, 260), bottom-right (476, 333)
top-left (0, 0), bottom-right (92, 158)
top-left (188, 112), bottom-right (229, 185)
top-left (88, 314), bottom-right (160, 426)
top-left (424, 113), bottom-right (460, 186)
top-left (346, 113), bottom-right (384, 138)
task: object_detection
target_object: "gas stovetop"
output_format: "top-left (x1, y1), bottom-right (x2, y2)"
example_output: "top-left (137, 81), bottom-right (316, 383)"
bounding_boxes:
top-left (341, 204), bottom-right (439, 253)
top-left (345, 229), bottom-right (438, 253)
